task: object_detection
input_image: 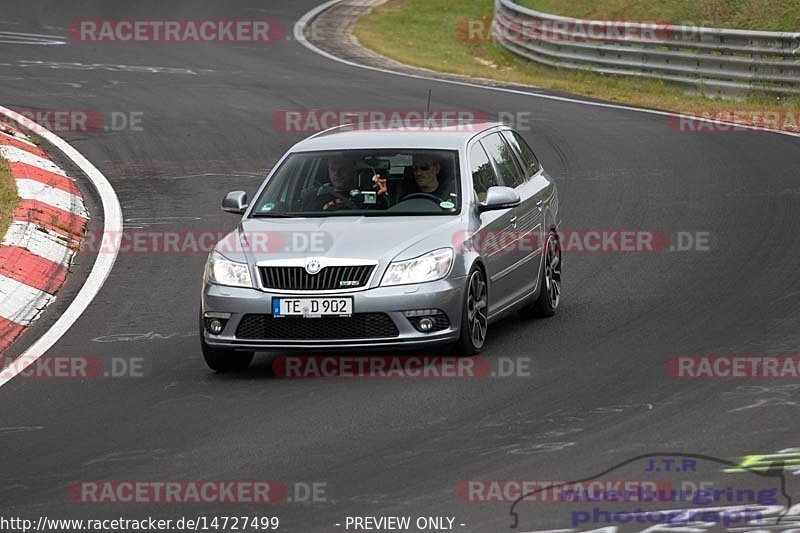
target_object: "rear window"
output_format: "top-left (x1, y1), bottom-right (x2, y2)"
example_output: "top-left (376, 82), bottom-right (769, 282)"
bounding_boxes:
top-left (480, 132), bottom-right (525, 188)
top-left (502, 130), bottom-right (541, 176)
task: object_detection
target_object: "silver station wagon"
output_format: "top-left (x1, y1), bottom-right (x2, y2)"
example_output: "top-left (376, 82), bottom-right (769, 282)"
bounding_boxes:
top-left (200, 121), bottom-right (561, 371)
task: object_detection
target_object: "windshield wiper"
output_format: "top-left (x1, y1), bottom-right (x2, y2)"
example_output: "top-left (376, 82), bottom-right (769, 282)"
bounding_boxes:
top-left (250, 213), bottom-right (296, 218)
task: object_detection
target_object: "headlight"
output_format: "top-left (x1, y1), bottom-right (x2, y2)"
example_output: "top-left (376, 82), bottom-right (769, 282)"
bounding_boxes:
top-left (205, 252), bottom-right (252, 288)
top-left (381, 248), bottom-right (454, 287)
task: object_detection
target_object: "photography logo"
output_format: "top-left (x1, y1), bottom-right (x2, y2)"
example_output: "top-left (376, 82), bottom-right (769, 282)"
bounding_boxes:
top-left (507, 452), bottom-right (794, 530)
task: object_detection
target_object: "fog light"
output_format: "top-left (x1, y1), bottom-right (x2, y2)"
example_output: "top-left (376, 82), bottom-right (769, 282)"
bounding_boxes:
top-left (204, 312), bottom-right (230, 335)
top-left (405, 310), bottom-right (450, 333)
top-left (418, 317), bottom-right (434, 332)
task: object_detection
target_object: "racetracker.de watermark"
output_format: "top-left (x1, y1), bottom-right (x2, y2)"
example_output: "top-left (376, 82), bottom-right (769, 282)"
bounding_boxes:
top-left (272, 355), bottom-right (531, 379)
top-left (457, 18), bottom-right (673, 43)
top-left (80, 230), bottom-right (332, 254)
top-left (69, 481), bottom-right (326, 505)
top-left (69, 481), bottom-right (288, 504)
top-left (667, 110), bottom-right (800, 133)
top-left (0, 355), bottom-right (147, 379)
top-left (457, 480), bottom-right (672, 503)
top-left (69, 20), bottom-right (286, 42)
top-left (1, 108), bottom-right (143, 134)
top-left (273, 109), bottom-right (492, 133)
top-left (667, 356), bottom-right (800, 378)
top-left (453, 230), bottom-right (711, 254)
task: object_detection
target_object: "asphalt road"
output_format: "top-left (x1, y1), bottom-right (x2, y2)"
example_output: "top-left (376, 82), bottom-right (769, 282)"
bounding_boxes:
top-left (1, 1), bottom-right (800, 531)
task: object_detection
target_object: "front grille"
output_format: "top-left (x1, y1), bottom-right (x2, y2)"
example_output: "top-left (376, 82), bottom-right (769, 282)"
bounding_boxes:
top-left (236, 313), bottom-right (399, 340)
top-left (259, 265), bottom-right (375, 290)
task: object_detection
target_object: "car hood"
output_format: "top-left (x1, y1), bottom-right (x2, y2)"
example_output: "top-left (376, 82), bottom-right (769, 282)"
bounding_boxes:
top-left (219, 216), bottom-right (464, 266)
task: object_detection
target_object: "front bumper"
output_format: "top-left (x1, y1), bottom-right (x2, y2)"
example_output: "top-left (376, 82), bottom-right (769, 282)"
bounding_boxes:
top-left (201, 277), bottom-right (465, 349)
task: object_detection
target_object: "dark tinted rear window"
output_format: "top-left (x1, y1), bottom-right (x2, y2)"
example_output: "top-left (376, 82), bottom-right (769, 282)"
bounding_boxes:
top-left (502, 130), bottom-right (541, 176)
top-left (480, 132), bottom-right (525, 188)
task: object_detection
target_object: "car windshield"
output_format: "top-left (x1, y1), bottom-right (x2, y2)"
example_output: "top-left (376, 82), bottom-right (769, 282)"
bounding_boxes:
top-left (250, 149), bottom-right (461, 217)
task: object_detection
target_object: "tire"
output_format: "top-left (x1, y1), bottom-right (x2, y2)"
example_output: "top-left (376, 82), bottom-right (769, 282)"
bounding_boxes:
top-left (453, 266), bottom-right (489, 355)
top-left (520, 230), bottom-right (561, 318)
top-left (200, 316), bottom-right (254, 372)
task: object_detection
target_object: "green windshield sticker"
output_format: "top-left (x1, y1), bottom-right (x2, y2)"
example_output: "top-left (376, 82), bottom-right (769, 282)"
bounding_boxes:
top-left (440, 201), bottom-right (455, 209)
top-left (260, 203), bottom-right (275, 211)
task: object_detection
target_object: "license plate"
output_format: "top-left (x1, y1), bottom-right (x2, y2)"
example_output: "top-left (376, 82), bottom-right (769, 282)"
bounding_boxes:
top-left (273, 297), bottom-right (353, 317)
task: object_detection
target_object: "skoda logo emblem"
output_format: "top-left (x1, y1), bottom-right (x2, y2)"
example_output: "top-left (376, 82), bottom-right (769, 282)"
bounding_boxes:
top-left (305, 259), bottom-right (322, 275)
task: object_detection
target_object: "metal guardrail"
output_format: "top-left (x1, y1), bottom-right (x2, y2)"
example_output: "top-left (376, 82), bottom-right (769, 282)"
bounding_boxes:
top-left (493, 0), bottom-right (800, 97)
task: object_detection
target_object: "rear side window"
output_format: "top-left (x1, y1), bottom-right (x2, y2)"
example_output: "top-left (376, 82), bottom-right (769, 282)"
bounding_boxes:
top-left (469, 143), bottom-right (497, 202)
top-left (480, 132), bottom-right (525, 188)
top-left (502, 130), bottom-right (541, 176)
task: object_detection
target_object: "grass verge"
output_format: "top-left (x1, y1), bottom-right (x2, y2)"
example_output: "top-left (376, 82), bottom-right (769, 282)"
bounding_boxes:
top-left (0, 155), bottom-right (19, 239)
top-left (353, 0), bottom-right (799, 125)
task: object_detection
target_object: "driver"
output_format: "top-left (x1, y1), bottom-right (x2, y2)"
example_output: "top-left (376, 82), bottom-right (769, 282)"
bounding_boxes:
top-left (302, 156), bottom-right (390, 212)
top-left (411, 154), bottom-right (455, 202)
top-left (301, 156), bottom-right (361, 211)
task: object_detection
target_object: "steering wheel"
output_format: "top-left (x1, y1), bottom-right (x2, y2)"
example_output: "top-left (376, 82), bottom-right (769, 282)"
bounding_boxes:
top-left (399, 192), bottom-right (442, 204)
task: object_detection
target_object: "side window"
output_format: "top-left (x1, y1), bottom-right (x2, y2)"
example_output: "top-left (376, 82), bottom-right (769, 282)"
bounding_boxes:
top-left (469, 143), bottom-right (497, 202)
top-left (502, 130), bottom-right (541, 176)
top-left (480, 133), bottom-right (525, 188)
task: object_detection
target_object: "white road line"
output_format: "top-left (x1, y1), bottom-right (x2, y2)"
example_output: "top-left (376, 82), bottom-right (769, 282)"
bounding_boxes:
top-left (293, 0), bottom-right (800, 139)
top-left (0, 105), bottom-right (123, 389)
top-left (0, 144), bottom-right (67, 175)
top-left (0, 275), bottom-right (55, 326)
top-left (0, 31), bottom-right (66, 46)
top-left (2, 221), bottom-right (74, 266)
top-left (16, 60), bottom-right (201, 75)
top-left (0, 31), bottom-right (66, 39)
top-left (15, 178), bottom-right (88, 217)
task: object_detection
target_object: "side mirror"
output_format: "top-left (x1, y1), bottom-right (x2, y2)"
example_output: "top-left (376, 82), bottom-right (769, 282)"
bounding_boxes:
top-left (222, 191), bottom-right (248, 214)
top-left (479, 186), bottom-right (521, 213)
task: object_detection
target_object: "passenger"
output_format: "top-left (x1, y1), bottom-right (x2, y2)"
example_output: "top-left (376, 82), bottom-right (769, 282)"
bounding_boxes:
top-left (410, 154), bottom-right (455, 202)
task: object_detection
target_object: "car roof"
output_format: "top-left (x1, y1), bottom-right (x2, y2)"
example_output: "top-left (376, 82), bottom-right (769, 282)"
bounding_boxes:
top-left (290, 120), bottom-right (506, 152)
